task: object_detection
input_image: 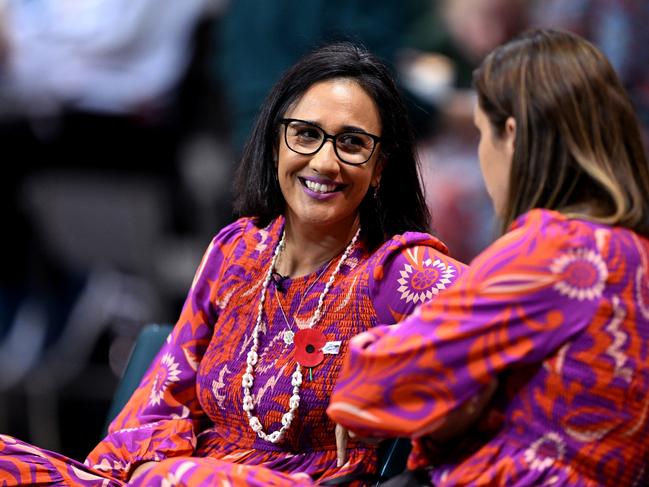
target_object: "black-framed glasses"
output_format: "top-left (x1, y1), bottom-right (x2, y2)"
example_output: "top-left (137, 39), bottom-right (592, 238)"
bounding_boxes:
top-left (281, 118), bottom-right (381, 166)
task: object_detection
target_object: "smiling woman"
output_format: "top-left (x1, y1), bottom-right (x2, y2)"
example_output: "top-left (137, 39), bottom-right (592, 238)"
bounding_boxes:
top-left (235, 45), bottom-right (436, 252)
top-left (0, 42), bottom-right (466, 487)
top-left (276, 78), bottom-right (382, 244)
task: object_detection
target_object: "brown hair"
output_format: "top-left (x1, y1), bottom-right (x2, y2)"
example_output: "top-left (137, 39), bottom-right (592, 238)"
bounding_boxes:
top-left (473, 28), bottom-right (649, 235)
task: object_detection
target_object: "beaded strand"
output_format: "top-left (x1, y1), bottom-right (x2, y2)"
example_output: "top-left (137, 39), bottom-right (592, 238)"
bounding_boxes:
top-left (242, 226), bottom-right (360, 443)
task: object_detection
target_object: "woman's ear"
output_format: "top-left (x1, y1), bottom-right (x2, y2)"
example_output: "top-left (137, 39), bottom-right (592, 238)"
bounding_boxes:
top-left (504, 116), bottom-right (516, 158)
top-left (371, 155), bottom-right (385, 188)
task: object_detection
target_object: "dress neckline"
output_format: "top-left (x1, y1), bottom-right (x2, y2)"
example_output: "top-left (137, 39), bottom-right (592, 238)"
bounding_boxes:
top-left (269, 216), bottom-right (363, 287)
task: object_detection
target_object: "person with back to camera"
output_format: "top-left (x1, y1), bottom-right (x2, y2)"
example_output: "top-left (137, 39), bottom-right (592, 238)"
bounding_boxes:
top-left (0, 42), bottom-right (466, 486)
top-left (328, 29), bottom-right (649, 486)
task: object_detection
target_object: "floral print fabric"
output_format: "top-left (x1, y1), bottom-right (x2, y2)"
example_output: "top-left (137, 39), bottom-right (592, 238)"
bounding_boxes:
top-left (329, 209), bottom-right (649, 486)
top-left (0, 216), bottom-right (464, 486)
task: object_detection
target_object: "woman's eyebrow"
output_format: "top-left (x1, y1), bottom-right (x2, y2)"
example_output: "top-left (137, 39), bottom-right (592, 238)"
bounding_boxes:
top-left (290, 118), bottom-right (375, 134)
top-left (340, 124), bottom-right (372, 133)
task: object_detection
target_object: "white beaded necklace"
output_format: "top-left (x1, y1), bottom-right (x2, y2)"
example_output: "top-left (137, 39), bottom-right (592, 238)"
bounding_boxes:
top-left (274, 257), bottom-right (333, 346)
top-left (242, 225), bottom-right (361, 443)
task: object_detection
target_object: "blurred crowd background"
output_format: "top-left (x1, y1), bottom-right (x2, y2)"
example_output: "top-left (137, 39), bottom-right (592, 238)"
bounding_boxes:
top-left (0, 0), bottom-right (647, 461)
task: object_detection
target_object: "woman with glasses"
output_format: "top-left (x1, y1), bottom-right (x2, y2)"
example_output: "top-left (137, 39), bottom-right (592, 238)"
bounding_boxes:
top-left (329, 29), bottom-right (649, 486)
top-left (0, 42), bottom-right (464, 486)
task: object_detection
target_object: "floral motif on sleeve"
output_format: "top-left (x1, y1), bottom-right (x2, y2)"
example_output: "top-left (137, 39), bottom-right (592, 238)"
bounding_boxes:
top-left (369, 232), bottom-right (466, 324)
top-left (149, 353), bottom-right (183, 406)
top-left (396, 251), bottom-right (459, 304)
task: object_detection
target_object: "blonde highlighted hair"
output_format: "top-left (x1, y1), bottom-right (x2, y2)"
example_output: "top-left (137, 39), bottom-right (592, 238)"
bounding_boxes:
top-left (474, 28), bottom-right (649, 235)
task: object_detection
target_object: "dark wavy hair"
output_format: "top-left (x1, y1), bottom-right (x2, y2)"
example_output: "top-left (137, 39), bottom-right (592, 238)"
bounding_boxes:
top-left (474, 28), bottom-right (649, 236)
top-left (233, 42), bottom-right (430, 250)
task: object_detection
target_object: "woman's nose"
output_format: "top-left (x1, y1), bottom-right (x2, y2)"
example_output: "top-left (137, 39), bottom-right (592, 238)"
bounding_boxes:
top-left (309, 139), bottom-right (341, 175)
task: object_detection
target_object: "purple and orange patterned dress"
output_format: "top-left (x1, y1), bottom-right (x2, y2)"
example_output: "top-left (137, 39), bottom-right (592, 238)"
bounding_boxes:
top-left (0, 216), bottom-right (465, 486)
top-left (329, 209), bottom-right (649, 486)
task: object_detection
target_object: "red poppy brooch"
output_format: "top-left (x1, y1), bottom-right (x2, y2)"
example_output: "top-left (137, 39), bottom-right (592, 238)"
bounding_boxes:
top-left (293, 328), bottom-right (326, 367)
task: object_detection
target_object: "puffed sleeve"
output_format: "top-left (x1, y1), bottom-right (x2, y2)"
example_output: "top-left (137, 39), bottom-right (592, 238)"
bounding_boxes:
top-left (368, 232), bottom-right (466, 324)
top-left (84, 219), bottom-right (247, 480)
top-left (329, 210), bottom-right (603, 438)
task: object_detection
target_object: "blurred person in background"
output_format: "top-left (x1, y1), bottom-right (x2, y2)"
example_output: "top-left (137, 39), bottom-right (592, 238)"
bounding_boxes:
top-left (404, 0), bottom-right (529, 124)
top-left (531, 0), bottom-right (649, 143)
top-left (0, 0), bottom-right (218, 460)
top-left (0, 0), bottom-right (214, 117)
top-left (0, 42), bottom-right (465, 486)
top-left (329, 28), bottom-right (649, 486)
top-left (399, 0), bottom-right (530, 263)
top-left (0, 0), bottom-right (218, 321)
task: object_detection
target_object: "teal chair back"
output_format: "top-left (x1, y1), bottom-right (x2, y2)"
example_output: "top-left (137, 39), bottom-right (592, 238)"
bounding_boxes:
top-left (103, 323), bottom-right (173, 434)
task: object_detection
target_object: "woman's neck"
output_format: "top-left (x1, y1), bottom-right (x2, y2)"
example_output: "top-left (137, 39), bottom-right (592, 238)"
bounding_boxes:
top-left (276, 215), bottom-right (360, 278)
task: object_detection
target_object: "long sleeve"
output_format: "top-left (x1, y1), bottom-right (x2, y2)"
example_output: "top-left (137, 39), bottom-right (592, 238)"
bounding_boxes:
top-left (328, 210), bottom-right (603, 439)
top-left (85, 220), bottom-right (246, 481)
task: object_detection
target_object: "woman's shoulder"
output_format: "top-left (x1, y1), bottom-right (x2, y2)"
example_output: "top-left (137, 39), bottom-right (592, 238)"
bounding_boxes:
top-left (504, 208), bottom-right (623, 252)
top-left (199, 217), bottom-right (277, 269)
top-left (367, 231), bottom-right (466, 291)
top-left (192, 217), bottom-right (281, 290)
top-left (375, 231), bottom-right (450, 257)
top-left (508, 208), bottom-right (619, 236)
top-left (365, 231), bottom-right (466, 322)
top-left (211, 216), bottom-right (282, 248)
top-left (509, 208), bottom-right (573, 233)
top-left (210, 217), bottom-right (249, 244)
top-left (474, 208), bottom-right (638, 275)
top-left (370, 231), bottom-right (465, 267)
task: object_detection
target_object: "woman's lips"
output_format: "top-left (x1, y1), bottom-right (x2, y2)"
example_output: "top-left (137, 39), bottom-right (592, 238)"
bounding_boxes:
top-left (298, 177), bottom-right (346, 200)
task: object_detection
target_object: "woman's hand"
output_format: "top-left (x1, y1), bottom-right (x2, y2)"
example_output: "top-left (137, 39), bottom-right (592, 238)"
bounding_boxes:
top-left (335, 423), bottom-right (349, 467)
top-left (335, 424), bottom-right (383, 467)
top-left (334, 379), bottom-right (497, 467)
